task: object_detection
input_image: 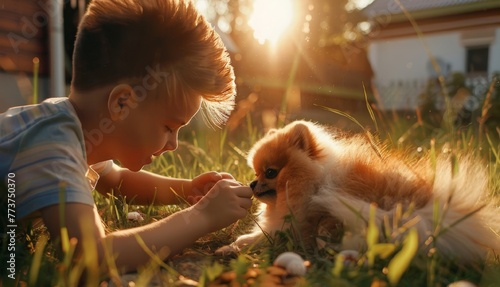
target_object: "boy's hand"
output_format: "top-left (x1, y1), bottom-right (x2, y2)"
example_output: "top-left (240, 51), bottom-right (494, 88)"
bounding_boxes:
top-left (188, 171), bottom-right (234, 204)
top-left (191, 179), bottom-right (253, 232)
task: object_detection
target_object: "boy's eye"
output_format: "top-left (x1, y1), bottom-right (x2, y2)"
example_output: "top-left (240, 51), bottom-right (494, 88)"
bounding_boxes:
top-left (264, 168), bottom-right (278, 179)
top-left (165, 126), bottom-right (173, 133)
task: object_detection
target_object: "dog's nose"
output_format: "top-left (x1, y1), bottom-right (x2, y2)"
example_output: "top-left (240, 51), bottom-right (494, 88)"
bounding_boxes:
top-left (250, 180), bottom-right (258, 190)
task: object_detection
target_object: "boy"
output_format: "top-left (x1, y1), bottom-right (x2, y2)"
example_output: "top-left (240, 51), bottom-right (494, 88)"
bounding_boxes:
top-left (0, 0), bottom-right (253, 274)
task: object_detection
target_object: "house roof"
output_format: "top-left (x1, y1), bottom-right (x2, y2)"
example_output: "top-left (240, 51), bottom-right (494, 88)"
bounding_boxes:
top-left (362, 0), bottom-right (500, 38)
top-left (363, 0), bottom-right (500, 20)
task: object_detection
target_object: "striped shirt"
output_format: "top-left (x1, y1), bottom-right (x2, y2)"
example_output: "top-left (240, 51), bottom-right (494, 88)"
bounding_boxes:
top-left (0, 97), bottom-right (110, 219)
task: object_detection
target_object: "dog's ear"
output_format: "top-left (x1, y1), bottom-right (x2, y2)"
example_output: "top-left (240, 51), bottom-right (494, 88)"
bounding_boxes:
top-left (287, 122), bottom-right (321, 158)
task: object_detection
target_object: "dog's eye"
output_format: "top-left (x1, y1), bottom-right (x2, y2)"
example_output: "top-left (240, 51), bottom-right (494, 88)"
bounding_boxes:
top-left (264, 168), bottom-right (278, 179)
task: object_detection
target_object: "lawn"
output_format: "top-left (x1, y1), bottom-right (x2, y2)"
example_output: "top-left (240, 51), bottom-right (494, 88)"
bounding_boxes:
top-left (1, 77), bottom-right (500, 286)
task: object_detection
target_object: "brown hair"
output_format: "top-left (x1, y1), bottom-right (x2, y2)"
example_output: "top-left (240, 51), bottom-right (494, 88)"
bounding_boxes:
top-left (72, 0), bottom-right (235, 125)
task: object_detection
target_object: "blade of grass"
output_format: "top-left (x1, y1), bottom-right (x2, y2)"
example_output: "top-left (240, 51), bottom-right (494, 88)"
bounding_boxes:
top-left (366, 203), bottom-right (379, 267)
top-left (318, 105), bottom-right (383, 158)
top-left (59, 183), bottom-right (70, 253)
top-left (478, 74), bottom-right (497, 146)
top-left (486, 133), bottom-right (499, 163)
top-left (32, 57), bottom-right (39, 104)
top-left (133, 234), bottom-right (179, 275)
top-left (387, 228), bottom-right (418, 286)
top-left (81, 218), bottom-right (99, 286)
top-left (28, 234), bottom-right (48, 286)
top-left (437, 205), bottom-right (485, 238)
top-left (337, 197), bottom-right (369, 226)
top-left (363, 82), bottom-right (379, 133)
top-left (279, 48), bottom-right (301, 127)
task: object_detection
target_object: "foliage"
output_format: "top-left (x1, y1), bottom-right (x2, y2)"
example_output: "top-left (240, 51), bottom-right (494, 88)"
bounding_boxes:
top-left (418, 72), bottom-right (500, 138)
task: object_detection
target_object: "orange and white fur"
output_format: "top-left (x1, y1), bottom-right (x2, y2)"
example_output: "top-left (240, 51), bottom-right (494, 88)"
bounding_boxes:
top-left (222, 120), bottom-right (500, 262)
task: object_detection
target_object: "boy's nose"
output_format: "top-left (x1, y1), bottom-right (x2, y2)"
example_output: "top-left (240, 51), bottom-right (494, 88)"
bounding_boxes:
top-left (155, 135), bottom-right (178, 156)
top-left (166, 130), bottom-right (179, 150)
top-left (164, 137), bottom-right (178, 152)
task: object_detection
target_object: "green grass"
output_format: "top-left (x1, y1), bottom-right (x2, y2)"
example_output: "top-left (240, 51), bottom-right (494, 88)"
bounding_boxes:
top-left (1, 61), bottom-right (500, 286)
top-left (2, 92), bottom-right (499, 286)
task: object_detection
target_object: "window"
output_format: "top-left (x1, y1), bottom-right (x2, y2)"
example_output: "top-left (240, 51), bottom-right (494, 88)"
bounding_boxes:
top-left (466, 46), bottom-right (489, 74)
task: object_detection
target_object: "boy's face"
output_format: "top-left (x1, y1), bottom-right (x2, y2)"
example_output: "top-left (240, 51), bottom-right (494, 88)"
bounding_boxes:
top-left (114, 90), bottom-right (202, 172)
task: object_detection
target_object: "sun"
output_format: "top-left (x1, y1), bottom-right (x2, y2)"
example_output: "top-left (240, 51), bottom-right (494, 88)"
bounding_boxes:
top-left (248, 0), bottom-right (294, 45)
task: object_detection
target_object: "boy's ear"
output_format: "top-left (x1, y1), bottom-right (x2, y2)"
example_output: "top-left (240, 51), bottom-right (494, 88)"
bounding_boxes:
top-left (108, 84), bottom-right (135, 121)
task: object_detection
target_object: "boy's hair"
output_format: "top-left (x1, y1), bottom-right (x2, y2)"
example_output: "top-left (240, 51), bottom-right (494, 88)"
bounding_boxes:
top-left (72, 0), bottom-right (235, 126)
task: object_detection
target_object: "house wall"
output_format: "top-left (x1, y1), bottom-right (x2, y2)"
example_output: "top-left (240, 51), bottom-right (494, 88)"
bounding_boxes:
top-left (0, 0), bottom-right (51, 112)
top-left (0, 72), bottom-right (50, 112)
top-left (491, 28), bottom-right (500, 73)
top-left (368, 27), bottom-right (500, 110)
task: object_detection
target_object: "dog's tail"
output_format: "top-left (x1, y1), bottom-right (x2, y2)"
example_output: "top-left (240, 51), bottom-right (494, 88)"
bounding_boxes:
top-left (419, 154), bottom-right (500, 261)
top-left (312, 154), bottom-right (500, 262)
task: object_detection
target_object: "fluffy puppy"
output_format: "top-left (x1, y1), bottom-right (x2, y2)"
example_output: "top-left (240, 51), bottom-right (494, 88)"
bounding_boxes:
top-left (223, 120), bottom-right (500, 262)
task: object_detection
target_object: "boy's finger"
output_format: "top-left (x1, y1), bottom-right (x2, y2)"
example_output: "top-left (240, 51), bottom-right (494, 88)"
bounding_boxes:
top-left (239, 198), bottom-right (253, 209)
top-left (203, 182), bottom-right (216, 193)
top-left (219, 172), bottom-right (235, 180)
top-left (218, 179), bottom-right (241, 186)
top-left (196, 171), bottom-right (220, 183)
top-left (233, 186), bottom-right (253, 198)
top-left (187, 195), bottom-right (201, 204)
top-left (205, 171), bottom-right (223, 181)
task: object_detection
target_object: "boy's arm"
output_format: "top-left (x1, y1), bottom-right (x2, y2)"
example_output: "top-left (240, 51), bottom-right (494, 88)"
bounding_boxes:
top-left (95, 164), bottom-right (234, 206)
top-left (41, 179), bottom-right (253, 274)
top-left (95, 165), bottom-right (193, 205)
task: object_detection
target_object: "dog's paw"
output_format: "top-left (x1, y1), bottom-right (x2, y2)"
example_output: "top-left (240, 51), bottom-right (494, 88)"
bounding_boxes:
top-left (215, 244), bottom-right (239, 257)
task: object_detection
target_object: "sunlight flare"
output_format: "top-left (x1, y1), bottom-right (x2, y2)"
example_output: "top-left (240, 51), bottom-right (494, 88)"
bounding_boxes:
top-left (248, 0), bottom-right (294, 45)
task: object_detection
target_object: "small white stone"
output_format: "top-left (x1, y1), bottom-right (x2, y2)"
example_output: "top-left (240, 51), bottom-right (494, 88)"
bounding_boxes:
top-left (447, 281), bottom-right (477, 287)
top-left (273, 252), bottom-right (307, 276)
top-left (127, 211), bottom-right (144, 222)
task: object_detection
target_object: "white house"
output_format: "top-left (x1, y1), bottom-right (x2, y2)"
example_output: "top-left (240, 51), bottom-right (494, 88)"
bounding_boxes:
top-left (363, 0), bottom-right (500, 110)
